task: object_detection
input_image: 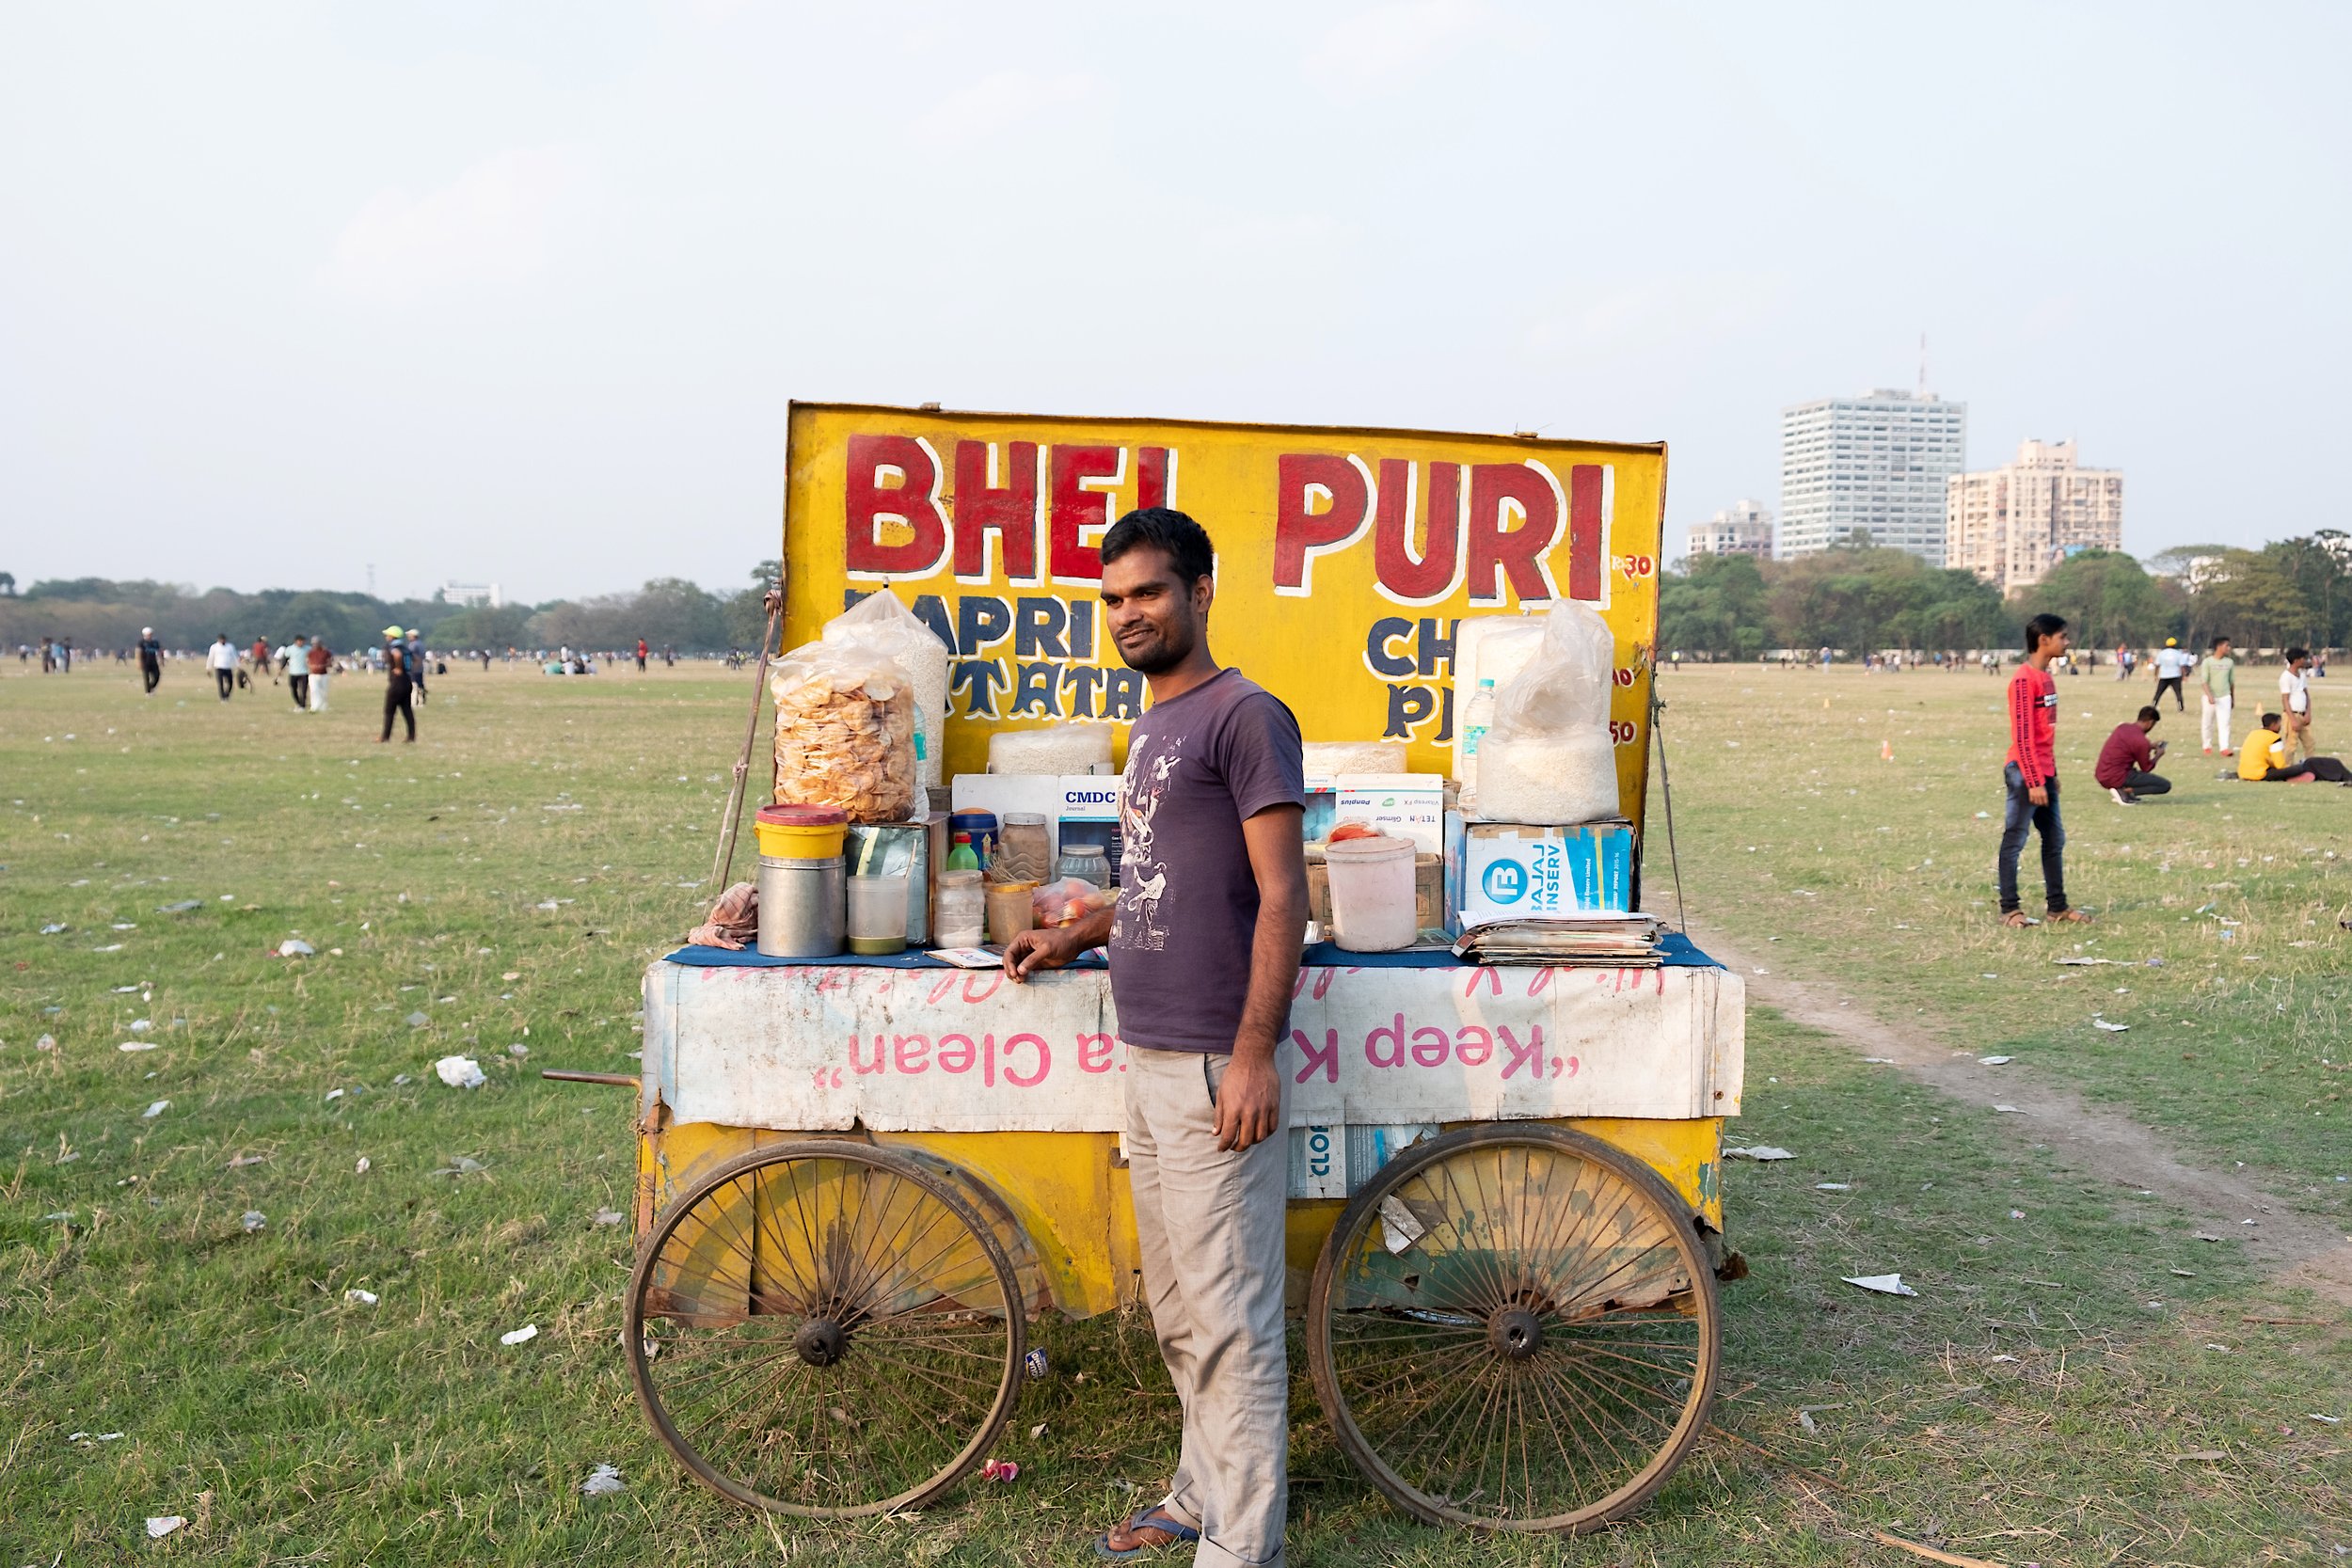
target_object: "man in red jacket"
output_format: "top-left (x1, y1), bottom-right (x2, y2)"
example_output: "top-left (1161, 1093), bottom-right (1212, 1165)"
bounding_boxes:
top-left (1999, 613), bottom-right (2091, 927)
top-left (2094, 705), bottom-right (2170, 804)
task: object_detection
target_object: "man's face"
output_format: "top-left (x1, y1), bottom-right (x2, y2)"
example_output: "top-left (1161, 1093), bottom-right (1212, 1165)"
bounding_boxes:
top-left (2216, 641), bottom-right (2232, 657)
top-left (2046, 627), bottom-right (2072, 657)
top-left (1100, 546), bottom-right (1209, 675)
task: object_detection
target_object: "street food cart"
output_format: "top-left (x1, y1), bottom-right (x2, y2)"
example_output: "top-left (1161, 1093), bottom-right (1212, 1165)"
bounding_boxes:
top-left (588, 405), bottom-right (1745, 1534)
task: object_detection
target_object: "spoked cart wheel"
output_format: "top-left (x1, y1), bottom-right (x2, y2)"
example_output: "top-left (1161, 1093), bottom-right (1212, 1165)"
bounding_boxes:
top-left (625, 1141), bottom-right (1026, 1516)
top-left (1307, 1124), bottom-right (1721, 1533)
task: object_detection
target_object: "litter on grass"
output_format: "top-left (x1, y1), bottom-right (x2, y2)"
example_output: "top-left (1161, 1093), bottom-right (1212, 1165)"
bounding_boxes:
top-left (1724, 1146), bottom-right (1795, 1162)
top-left (594, 1209), bottom-right (626, 1227)
top-left (241, 1211), bottom-right (265, 1233)
top-left (142, 1100), bottom-right (169, 1119)
top-left (1979, 1054), bottom-right (2013, 1065)
top-left (501, 1323), bottom-right (539, 1346)
top-left (119, 1041), bottom-right (155, 1052)
top-left (434, 1055), bottom-right (486, 1089)
top-left (980, 1458), bottom-right (1021, 1482)
top-left (1843, 1274), bottom-right (1918, 1297)
top-left (345, 1289), bottom-right (378, 1306)
top-left (2092, 1017), bottom-right (2131, 1032)
top-left (580, 1463), bottom-right (625, 1497)
top-left (406, 1011), bottom-right (431, 1028)
top-left (324, 1088), bottom-right (343, 1102)
top-left (1994, 1103), bottom-right (2026, 1114)
top-left (148, 1516), bottom-right (187, 1538)
top-left (356, 1156), bottom-right (371, 1174)
top-left (1815, 1182), bottom-right (1851, 1192)
top-left (278, 940), bottom-right (314, 958)
top-left (1861, 1056), bottom-right (1895, 1064)
top-left (226, 1153), bottom-right (267, 1169)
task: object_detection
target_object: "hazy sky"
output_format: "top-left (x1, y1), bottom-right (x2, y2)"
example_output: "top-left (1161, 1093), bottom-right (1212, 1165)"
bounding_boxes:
top-left (4, 2), bottom-right (2345, 602)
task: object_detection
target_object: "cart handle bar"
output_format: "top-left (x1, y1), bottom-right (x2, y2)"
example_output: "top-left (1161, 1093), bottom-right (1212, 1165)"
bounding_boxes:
top-left (540, 1069), bottom-right (641, 1089)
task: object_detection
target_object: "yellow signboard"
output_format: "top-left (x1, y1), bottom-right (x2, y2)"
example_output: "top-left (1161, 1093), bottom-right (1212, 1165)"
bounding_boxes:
top-left (781, 403), bottom-right (1665, 829)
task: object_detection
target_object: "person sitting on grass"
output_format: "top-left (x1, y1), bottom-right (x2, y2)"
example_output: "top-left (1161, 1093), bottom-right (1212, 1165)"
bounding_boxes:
top-left (2095, 705), bottom-right (2171, 804)
top-left (1997, 612), bottom-right (2091, 927)
top-left (2236, 712), bottom-right (2352, 784)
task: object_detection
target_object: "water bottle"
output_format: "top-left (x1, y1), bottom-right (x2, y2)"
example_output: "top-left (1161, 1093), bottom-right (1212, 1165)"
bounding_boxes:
top-left (1460, 678), bottom-right (1498, 795)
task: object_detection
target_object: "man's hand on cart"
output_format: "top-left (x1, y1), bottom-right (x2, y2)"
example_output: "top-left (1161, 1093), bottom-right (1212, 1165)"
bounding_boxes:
top-left (1003, 904), bottom-right (1115, 982)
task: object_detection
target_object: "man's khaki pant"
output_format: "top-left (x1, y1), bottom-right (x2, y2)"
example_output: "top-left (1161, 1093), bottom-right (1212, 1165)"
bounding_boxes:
top-left (1124, 1045), bottom-right (1289, 1568)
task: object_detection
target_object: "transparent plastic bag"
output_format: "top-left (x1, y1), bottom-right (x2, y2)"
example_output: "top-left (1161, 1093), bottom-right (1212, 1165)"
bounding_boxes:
top-left (771, 638), bottom-right (917, 824)
top-left (988, 722), bottom-right (1114, 775)
top-left (823, 591), bottom-right (952, 787)
top-left (1033, 877), bottom-right (1118, 928)
top-left (1472, 601), bottom-right (1621, 824)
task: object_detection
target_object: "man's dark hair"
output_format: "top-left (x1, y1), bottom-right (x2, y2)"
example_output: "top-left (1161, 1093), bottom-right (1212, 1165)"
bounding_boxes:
top-left (2210, 635), bottom-right (2230, 651)
top-left (1102, 508), bottom-right (1215, 587)
top-left (2286, 645), bottom-right (2309, 663)
top-left (2022, 613), bottom-right (2067, 655)
top-left (2137, 705), bottom-right (2161, 724)
top-left (2261, 712), bottom-right (2282, 729)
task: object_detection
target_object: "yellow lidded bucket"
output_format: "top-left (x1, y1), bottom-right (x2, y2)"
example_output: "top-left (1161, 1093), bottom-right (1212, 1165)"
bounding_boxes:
top-left (756, 803), bottom-right (849, 860)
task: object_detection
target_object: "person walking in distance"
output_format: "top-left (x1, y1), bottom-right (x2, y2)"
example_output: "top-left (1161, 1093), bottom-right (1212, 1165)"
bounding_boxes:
top-left (249, 634), bottom-right (272, 690)
top-left (1004, 508), bottom-right (1307, 1568)
top-left (306, 636), bottom-right (332, 711)
top-left (136, 626), bottom-right (163, 694)
top-left (2197, 637), bottom-right (2236, 755)
top-left (2279, 647), bottom-right (2315, 763)
top-left (379, 626), bottom-right (416, 743)
top-left (405, 628), bottom-right (428, 705)
top-left (2152, 637), bottom-right (2190, 711)
top-left (636, 637), bottom-right (648, 673)
top-left (281, 634), bottom-right (310, 710)
top-left (205, 633), bottom-right (237, 700)
top-left (1998, 613), bottom-right (2090, 927)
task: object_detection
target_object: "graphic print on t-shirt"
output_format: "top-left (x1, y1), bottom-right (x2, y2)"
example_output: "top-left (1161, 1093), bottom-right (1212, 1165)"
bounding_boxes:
top-left (1116, 736), bottom-right (1186, 953)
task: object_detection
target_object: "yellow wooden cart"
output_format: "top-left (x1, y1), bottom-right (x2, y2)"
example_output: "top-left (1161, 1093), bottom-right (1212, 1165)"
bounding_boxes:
top-left (564, 403), bottom-right (1743, 1533)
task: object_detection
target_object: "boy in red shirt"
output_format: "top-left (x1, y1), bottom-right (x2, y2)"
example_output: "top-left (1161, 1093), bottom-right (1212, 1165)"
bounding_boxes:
top-left (1999, 613), bottom-right (2091, 927)
top-left (2094, 705), bottom-right (2170, 803)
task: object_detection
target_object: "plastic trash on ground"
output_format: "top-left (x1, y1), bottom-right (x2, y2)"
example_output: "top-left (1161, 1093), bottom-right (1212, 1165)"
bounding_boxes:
top-left (345, 1288), bottom-right (378, 1306)
top-left (435, 1055), bottom-right (487, 1089)
top-left (148, 1516), bottom-right (187, 1539)
top-left (501, 1323), bottom-right (538, 1346)
top-left (1842, 1273), bottom-right (1918, 1297)
top-left (580, 1462), bottom-right (625, 1496)
top-left (241, 1211), bottom-right (265, 1233)
top-left (142, 1100), bottom-right (169, 1119)
top-left (1724, 1145), bottom-right (1794, 1162)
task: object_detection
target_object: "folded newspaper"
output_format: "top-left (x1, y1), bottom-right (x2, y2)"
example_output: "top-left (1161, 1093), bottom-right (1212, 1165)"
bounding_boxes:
top-left (1451, 913), bottom-right (1661, 967)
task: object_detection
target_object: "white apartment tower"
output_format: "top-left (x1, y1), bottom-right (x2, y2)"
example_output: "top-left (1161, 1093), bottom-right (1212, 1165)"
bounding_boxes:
top-left (1945, 439), bottom-right (2123, 594)
top-left (1685, 499), bottom-right (1773, 561)
top-left (1778, 390), bottom-right (1967, 561)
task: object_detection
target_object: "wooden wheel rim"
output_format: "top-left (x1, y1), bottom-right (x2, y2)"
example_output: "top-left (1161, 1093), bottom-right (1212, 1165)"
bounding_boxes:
top-left (1307, 1124), bottom-right (1721, 1533)
top-left (625, 1141), bottom-right (1026, 1517)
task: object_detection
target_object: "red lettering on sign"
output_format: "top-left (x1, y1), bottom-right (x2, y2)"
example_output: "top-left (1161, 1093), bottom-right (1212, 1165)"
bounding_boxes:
top-left (1311, 968), bottom-right (1341, 1001)
top-left (1373, 460), bottom-right (1461, 605)
top-left (1365, 1014), bottom-right (1406, 1069)
top-left (1293, 1027), bottom-right (1340, 1085)
top-left (1568, 463), bottom-right (1604, 602)
top-left (1078, 1033), bottom-right (1117, 1073)
top-left (1454, 1025), bottom-right (1493, 1067)
top-left (1525, 970), bottom-right (1552, 998)
top-left (927, 974), bottom-right (961, 1006)
top-left (1273, 453), bottom-right (1371, 594)
top-left (1467, 463), bottom-right (1563, 605)
top-left (1498, 1024), bottom-right (1546, 1080)
top-left (1002, 1033), bottom-right (1050, 1087)
top-left (850, 1035), bottom-right (886, 1076)
top-left (1410, 1026), bottom-right (1450, 1068)
top-left (1463, 967), bottom-right (1502, 999)
top-left (961, 973), bottom-right (1003, 1005)
top-left (953, 440), bottom-right (1041, 582)
top-left (893, 1033), bottom-right (931, 1074)
top-left (1048, 445), bottom-right (1122, 582)
top-left (846, 434), bottom-right (949, 577)
top-left (937, 1033), bottom-right (977, 1073)
top-left (1138, 446), bottom-right (1174, 510)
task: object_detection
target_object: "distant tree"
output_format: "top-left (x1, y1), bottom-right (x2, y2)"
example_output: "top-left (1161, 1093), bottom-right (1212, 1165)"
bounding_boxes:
top-left (2021, 549), bottom-right (2176, 647)
top-left (0, 571), bottom-right (14, 596)
top-left (1658, 553), bottom-right (1769, 658)
top-left (722, 560), bottom-right (782, 651)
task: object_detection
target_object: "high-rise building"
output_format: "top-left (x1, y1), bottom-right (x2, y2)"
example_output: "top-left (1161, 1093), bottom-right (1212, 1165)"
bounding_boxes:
top-left (1684, 499), bottom-right (1773, 562)
top-left (441, 582), bottom-right (503, 610)
top-left (1778, 389), bottom-right (1967, 561)
top-left (1945, 439), bottom-right (2123, 594)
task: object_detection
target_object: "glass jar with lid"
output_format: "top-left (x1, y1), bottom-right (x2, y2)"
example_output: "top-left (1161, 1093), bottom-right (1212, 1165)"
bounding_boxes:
top-left (933, 869), bottom-right (985, 947)
top-left (1056, 842), bottom-right (1111, 889)
top-left (994, 813), bottom-right (1052, 884)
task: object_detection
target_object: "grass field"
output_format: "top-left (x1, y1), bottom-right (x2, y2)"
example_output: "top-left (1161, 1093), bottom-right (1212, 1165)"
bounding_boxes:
top-left (3, 658), bottom-right (2347, 1565)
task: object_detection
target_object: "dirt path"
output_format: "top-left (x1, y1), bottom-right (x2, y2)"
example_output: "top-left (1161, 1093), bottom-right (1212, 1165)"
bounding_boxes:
top-left (1702, 930), bottom-right (2352, 1307)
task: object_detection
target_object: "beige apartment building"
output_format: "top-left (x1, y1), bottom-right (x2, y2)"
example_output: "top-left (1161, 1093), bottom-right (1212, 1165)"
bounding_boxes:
top-left (1946, 438), bottom-right (2123, 594)
top-left (1685, 499), bottom-right (1773, 561)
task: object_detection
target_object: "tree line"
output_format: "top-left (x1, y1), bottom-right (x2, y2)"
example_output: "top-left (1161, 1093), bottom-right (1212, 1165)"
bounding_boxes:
top-left (1659, 532), bottom-right (2352, 658)
top-left (0, 566), bottom-right (781, 657)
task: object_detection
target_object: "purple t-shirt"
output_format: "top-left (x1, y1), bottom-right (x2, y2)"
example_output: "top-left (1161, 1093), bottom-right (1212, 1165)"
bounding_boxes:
top-left (1110, 667), bottom-right (1306, 1053)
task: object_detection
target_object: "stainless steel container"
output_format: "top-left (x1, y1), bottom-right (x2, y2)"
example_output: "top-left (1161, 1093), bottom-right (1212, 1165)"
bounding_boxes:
top-left (756, 853), bottom-right (845, 958)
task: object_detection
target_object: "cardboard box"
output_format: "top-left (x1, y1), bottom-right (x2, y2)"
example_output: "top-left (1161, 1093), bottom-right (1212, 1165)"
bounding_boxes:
top-left (950, 774), bottom-right (1125, 877)
top-left (1334, 773), bottom-right (1445, 854)
top-left (1444, 812), bottom-right (1634, 930)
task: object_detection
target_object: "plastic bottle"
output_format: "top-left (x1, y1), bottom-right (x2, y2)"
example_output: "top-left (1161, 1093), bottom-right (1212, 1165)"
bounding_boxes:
top-left (946, 832), bottom-right (980, 873)
top-left (1460, 678), bottom-right (1498, 796)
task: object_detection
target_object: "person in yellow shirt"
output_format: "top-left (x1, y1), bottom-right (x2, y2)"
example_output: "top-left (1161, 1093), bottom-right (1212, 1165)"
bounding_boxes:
top-left (2240, 713), bottom-right (2352, 784)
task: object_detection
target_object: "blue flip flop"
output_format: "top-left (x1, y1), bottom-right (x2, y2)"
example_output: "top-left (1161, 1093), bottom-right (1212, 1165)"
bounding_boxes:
top-left (1091, 1504), bottom-right (1200, 1560)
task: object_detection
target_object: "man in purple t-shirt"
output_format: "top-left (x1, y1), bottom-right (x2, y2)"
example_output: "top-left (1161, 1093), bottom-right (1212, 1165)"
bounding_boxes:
top-left (1006, 508), bottom-right (1307, 1568)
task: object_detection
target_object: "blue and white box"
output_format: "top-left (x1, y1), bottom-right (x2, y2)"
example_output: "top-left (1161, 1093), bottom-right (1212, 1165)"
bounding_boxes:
top-left (1444, 811), bottom-right (1634, 930)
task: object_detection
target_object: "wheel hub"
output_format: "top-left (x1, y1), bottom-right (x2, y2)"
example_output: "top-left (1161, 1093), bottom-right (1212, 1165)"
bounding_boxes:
top-left (1488, 1306), bottom-right (1544, 1361)
top-left (794, 1317), bottom-right (848, 1367)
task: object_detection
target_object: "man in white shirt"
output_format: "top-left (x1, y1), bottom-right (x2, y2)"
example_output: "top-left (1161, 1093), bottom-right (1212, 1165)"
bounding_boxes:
top-left (279, 636), bottom-right (310, 711)
top-left (2152, 639), bottom-right (2190, 711)
top-left (2280, 647), bottom-right (2314, 762)
top-left (204, 634), bottom-right (237, 701)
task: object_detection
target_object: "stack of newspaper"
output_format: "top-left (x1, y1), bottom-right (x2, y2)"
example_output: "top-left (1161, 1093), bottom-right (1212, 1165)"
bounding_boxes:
top-left (1451, 913), bottom-right (1661, 967)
